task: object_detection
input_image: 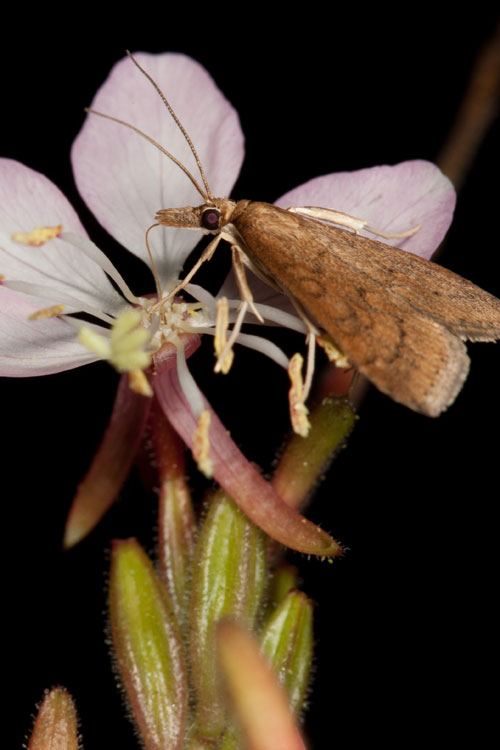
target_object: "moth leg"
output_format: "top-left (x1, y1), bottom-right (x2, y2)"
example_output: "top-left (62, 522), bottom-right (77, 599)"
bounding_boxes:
top-left (213, 245), bottom-right (265, 373)
top-left (287, 205), bottom-right (421, 239)
top-left (231, 245), bottom-right (264, 323)
top-left (152, 233), bottom-right (224, 314)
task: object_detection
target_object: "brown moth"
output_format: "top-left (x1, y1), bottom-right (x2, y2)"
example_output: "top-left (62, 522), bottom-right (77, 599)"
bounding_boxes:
top-left (91, 53), bottom-right (500, 418)
top-left (156, 199), bottom-right (500, 417)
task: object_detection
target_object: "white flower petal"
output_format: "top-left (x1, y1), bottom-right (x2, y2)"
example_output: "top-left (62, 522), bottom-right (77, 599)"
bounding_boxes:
top-left (0, 286), bottom-right (98, 376)
top-left (0, 159), bottom-right (127, 315)
top-left (72, 52), bottom-right (245, 288)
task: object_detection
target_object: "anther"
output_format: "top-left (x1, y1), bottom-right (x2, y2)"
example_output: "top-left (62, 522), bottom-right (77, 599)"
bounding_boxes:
top-left (316, 334), bottom-right (350, 368)
top-left (192, 410), bottom-right (213, 477)
top-left (28, 304), bottom-right (66, 321)
top-left (288, 353), bottom-right (311, 438)
top-left (214, 297), bottom-right (234, 374)
top-left (11, 225), bottom-right (63, 247)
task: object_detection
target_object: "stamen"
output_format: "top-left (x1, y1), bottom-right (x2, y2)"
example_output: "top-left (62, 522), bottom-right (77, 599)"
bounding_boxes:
top-left (302, 332), bottom-right (316, 404)
top-left (192, 409), bottom-right (213, 478)
top-left (184, 282), bottom-right (217, 310)
top-left (175, 341), bottom-right (206, 417)
top-left (214, 297), bottom-right (234, 374)
top-left (288, 353), bottom-right (311, 438)
top-left (224, 332), bottom-right (290, 370)
top-left (28, 304), bottom-right (66, 321)
top-left (11, 225), bottom-right (62, 247)
top-left (234, 301), bottom-right (307, 333)
top-left (316, 334), bottom-right (350, 368)
top-left (60, 233), bottom-right (140, 306)
top-left (3, 279), bottom-right (116, 326)
top-left (128, 369), bottom-right (153, 397)
top-left (214, 301), bottom-right (248, 374)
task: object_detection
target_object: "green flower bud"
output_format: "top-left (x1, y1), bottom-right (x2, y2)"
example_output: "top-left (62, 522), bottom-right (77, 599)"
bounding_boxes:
top-left (109, 538), bottom-right (187, 750)
top-left (260, 591), bottom-right (314, 716)
top-left (273, 396), bottom-right (356, 508)
top-left (190, 490), bottom-right (267, 740)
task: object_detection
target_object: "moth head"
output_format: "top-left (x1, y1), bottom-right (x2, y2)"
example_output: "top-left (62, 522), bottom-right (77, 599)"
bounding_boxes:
top-left (155, 198), bottom-right (236, 233)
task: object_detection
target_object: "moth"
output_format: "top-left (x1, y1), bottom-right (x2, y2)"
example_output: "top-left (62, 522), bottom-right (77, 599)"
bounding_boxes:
top-left (91, 52), bottom-right (500, 418)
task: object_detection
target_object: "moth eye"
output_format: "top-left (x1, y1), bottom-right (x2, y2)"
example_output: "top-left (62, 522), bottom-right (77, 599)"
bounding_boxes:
top-left (201, 208), bottom-right (221, 230)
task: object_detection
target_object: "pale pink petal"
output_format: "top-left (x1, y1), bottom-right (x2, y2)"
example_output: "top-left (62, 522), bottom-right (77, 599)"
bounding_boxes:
top-left (152, 359), bottom-right (342, 557)
top-left (0, 159), bottom-right (126, 315)
top-left (275, 160), bottom-right (455, 259)
top-left (63, 373), bottom-right (152, 548)
top-left (0, 286), bottom-right (97, 376)
top-left (72, 52), bottom-right (245, 286)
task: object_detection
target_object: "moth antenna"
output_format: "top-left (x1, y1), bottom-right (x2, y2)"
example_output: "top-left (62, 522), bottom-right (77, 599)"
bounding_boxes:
top-left (84, 108), bottom-right (208, 201)
top-left (126, 49), bottom-right (215, 201)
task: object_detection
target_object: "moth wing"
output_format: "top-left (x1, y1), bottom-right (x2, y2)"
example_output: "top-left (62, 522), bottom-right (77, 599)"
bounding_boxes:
top-left (322, 229), bottom-right (500, 342)
top-left (231, 202), bottom-right (493, 416)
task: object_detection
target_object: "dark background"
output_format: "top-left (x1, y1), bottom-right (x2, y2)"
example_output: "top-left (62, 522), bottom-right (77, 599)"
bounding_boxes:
top-left (3, 10), bottom-right (498, 748)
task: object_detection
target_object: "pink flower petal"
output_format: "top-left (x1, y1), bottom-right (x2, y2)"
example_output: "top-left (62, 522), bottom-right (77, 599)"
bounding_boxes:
top-left (0, 286), bottom-right (97, 376)
top-left (63, 373), bottom-right (152, 548)
top-left (0, 159), bottom-right (125, 314)
top-left (72, 52), bottom-right (245, 287)
top-left (152, 359), bottom-right (342, 557)
top-left (275, 160), bottom-right (455, 259)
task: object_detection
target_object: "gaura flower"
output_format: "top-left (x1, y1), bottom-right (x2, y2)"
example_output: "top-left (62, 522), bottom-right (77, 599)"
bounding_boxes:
top-left (0, 52), bottom-right (455, 553)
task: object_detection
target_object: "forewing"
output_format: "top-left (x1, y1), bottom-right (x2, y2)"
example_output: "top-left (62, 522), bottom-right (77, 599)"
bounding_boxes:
top-left (232, 202), bottom-right (485, 416)
top-left (328, 229), bottom-right (500, 342)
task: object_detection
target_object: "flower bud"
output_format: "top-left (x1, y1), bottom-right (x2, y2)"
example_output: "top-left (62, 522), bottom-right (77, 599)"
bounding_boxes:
top-left (273, 395), bottom-right (356, 509)
top-left (109, 538), bottom-right (187, 750)
top-left (189, 490), bottom-right (267, 740)
top-left (28, 687), bottom-right (79, 750)
top-left (260, 590), bottom-right (314, 716)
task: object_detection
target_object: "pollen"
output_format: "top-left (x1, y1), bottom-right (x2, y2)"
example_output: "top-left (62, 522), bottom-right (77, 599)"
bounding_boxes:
top-left (193, 409), bottom-right (213, 478)
top-left (316, 334), bottom-right (350, 368)
top-left (214, 296), bottom-right (234, 374)
top-left (128, 369), bottom-right (153, 397)
top-left (288, 353), bottom-right (311, 438)
top-left (11, 224), bottom-right (63, 247)
top-left (28, 304), bottom-right (66, 321)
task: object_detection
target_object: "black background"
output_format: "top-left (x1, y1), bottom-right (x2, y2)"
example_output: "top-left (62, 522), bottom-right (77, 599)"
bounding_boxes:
top-left (3, 9), bottom-right (498, 749)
